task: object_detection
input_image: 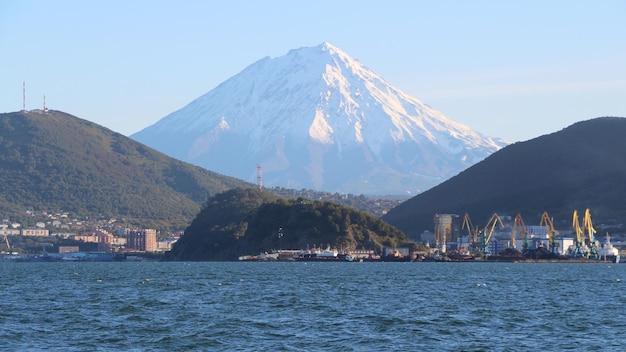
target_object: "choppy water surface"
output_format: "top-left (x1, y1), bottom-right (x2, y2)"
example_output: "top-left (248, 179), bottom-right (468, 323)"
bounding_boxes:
top-left (1, 262), bottom-right (624, 351)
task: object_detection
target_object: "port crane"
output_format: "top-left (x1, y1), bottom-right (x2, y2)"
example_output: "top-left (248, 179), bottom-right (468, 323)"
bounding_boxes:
top-left (478, 213), bottom-right (504, 256)
top-left (512, 214), bottom-right (529, 251)
top-left (571, 210), bottom-right (587, 258)
top-left (461, 213), bottom-right (478, 251)
top-left (539, 212), bottom-right (559, 253)
top-left (583, 208), bottom-right (599, 259)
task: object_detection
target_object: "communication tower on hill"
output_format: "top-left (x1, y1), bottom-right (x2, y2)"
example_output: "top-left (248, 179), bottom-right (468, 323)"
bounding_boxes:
top-left (256, 164), bottom-right (263, 191)
top-left (43, 94), bottom-right (48, 112)
top-left (22, 81), bottom-right (26, 112)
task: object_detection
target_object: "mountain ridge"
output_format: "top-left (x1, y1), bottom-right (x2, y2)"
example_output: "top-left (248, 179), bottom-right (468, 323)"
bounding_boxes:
top-left (382, 116), bottom-right (626, 238)
top-left (0, 110), bottom-right (251, 230)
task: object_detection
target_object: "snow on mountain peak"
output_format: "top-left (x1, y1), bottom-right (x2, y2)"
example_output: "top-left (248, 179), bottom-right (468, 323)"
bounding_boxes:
top-left (132, 43), bottom-right (507, 194)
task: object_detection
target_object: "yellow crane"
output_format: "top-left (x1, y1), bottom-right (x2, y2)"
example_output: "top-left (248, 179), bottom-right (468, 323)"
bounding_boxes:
top-left (461, 213), bottom-right (478, 249)
top-left (512, 214), bottom-right (529, 250)
top-left (583, 208), bottom-right (599, 259)
top-left (571, 210), bottom-right (586, 258)
top-left (479, 213), bottom-right (504, 255)
top-left (539, 211), bottom-right (559, 253)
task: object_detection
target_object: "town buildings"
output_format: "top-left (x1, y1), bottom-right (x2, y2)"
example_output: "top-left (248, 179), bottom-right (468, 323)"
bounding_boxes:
top-left (125, 229), bottom-right (157, 252)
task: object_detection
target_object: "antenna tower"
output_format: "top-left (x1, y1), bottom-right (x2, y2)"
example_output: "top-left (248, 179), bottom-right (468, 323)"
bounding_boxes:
top-left (43, 94), bottom-right (48, 112)
top-left (22, 81), bottom-right (26, 111)
top-left (256, 164), bottom-right (263, 191)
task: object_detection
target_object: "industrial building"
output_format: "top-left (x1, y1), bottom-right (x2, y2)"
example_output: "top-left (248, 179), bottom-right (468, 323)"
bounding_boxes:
top-left (433, 214), bottom-right (461, 252)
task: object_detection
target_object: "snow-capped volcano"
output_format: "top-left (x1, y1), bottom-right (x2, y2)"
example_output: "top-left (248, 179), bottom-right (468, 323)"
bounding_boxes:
top-left (132, 42), bottom-right (507, 194)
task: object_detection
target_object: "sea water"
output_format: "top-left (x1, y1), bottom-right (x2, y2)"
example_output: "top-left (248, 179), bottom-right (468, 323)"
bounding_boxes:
top-left (0, 261), bottom-right (624, 351)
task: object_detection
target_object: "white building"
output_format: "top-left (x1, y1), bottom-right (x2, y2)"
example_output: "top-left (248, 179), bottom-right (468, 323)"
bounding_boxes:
top-left (22, 228), bottom-right (50, 237)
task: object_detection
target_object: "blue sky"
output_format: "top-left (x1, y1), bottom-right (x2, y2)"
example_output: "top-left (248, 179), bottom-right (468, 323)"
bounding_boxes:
top-left (2, 0), bottom-right (625, 142)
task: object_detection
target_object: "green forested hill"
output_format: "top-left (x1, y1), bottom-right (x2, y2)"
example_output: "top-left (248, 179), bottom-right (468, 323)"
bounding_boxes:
top-left (383, 116), bottom-right (626, 237)
top-left (0, 110), bottom-right (251, 229)
top-left (162, 188), bottom-right (409, 261)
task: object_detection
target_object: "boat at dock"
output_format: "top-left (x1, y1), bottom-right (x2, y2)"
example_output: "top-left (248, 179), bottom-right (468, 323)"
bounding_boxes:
top-left (5, 251), bottom-right (117, 262)
top-left (597, 234), bottom-right (620, 263)
top-left (296, 248), bottom-right (342, 261)
top-left (238, 251), bottom-right (280, 261)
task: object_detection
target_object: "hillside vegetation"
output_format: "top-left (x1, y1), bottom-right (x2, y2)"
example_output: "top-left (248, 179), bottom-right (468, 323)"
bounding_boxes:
top-left (383, 117), bottom-right (626, 237)
top-left (162, 188), bottom-right (409, 261)
top-left (0, 110), bottom-right (251, 230)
